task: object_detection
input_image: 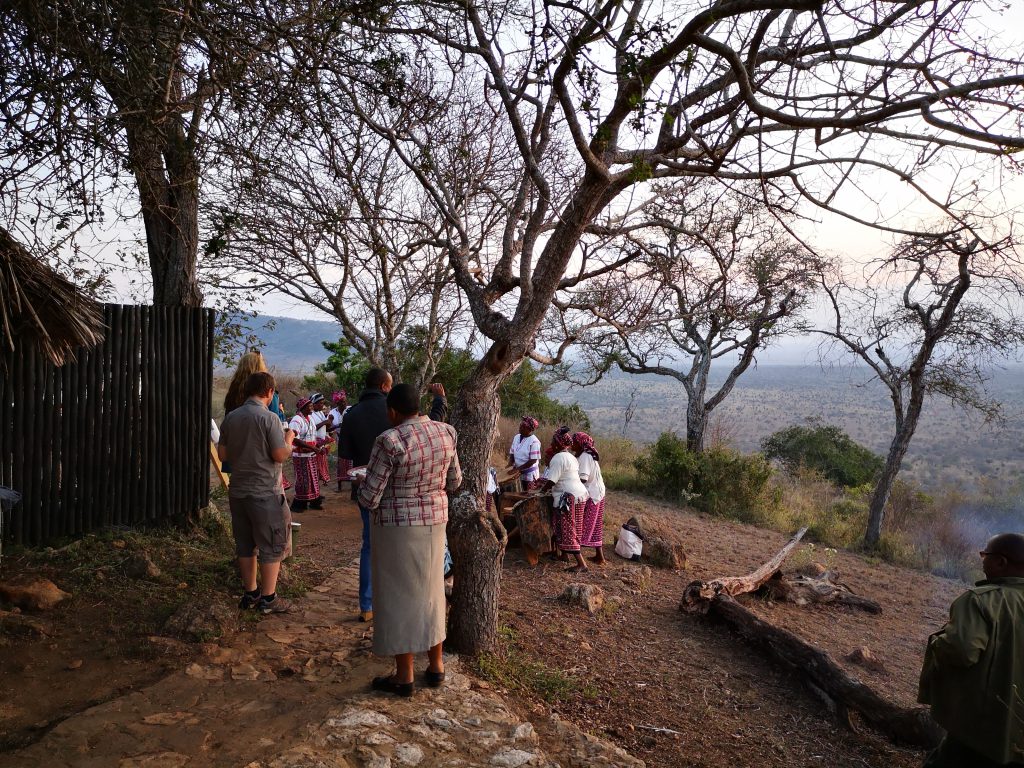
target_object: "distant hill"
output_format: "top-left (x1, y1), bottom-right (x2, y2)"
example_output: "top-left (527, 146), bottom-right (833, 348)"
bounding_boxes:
top-left (223, 315), bottom-right (342, 372)
top-left (549, 365), bottom-right (1024, 491)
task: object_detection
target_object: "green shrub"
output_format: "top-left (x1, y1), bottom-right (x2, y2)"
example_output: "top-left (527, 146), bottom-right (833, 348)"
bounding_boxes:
top-left (635, 433), bottom-right (776, 522)
top-left (761, 420), bottom-right (883, 487)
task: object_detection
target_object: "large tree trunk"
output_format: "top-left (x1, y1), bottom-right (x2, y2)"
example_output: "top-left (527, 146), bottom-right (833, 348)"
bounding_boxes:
top-left (445, 344), bottom-right (512, 654)
top-left (864, 395), bottom-right (923, 549)
top-left (685, 367), bottom-right (710, 453)
top-left (128, 125), bottom-right (203, 308)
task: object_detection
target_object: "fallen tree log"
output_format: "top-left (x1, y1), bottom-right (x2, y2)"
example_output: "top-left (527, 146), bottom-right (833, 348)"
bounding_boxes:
top-left (764, 572), bottom-right (883, 614)
top-left (680, 527), bottom-right (808, 612)
top-left (708, 594), bottom-right (942, 749)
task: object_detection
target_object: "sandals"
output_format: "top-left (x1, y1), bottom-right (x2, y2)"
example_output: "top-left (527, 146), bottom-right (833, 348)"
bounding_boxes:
top-left (371, 675), bottom-right (414, 697)
top-left (424, 669), bottom-right (445, 688)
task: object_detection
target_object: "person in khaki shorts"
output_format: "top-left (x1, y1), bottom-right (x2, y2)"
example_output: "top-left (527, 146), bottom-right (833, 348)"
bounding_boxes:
top-left (218, 371), bottom-right (295, 614)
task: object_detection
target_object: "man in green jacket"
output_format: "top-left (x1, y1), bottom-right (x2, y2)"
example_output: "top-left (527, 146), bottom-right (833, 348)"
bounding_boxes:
top-left (919, 532), bottom-right (1024, 767)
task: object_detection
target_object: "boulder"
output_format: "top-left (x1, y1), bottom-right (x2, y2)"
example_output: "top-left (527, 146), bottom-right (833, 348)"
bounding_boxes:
top-left (0, 609), bottom-right (51, 637)
top-left (125, 552), bottom-right (162, 580)
top-left (558, 583), bottom-right (605, 614)
top-left (625, 515), bottom-right (687, 570)
top-left (0, 579), bottom-right (72, 611)
top-left (845, 646), bottom-right (886, 672)
top-left (163, 601), bottom-right (235, 642)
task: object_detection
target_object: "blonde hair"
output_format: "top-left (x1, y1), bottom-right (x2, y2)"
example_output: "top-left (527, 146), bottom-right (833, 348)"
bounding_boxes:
top-left (224, 349), bottom-right (268, 413)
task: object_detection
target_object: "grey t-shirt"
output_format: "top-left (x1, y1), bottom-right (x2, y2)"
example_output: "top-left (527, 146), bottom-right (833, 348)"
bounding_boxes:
top-left (219, 398), bottom-right (286, 499)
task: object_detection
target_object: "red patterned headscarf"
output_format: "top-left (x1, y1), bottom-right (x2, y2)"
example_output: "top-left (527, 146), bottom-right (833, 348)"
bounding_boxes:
top-left (331, 390), bottom-right (347, 404)
top-left (296, 397), bottom-right (312, 411)
top-left (550, 427), bottom-right (573, 449)
top-left (520, 416), bottom-right (539, 432)
top-left (572, 431), bottom-right (600, 462)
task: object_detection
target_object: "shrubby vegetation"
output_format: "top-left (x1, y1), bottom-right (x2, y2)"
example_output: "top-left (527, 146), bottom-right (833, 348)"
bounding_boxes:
top-left (761, 421), bottom-right (883, 487)
top-left (594, 424), bottom-right (1018, 581)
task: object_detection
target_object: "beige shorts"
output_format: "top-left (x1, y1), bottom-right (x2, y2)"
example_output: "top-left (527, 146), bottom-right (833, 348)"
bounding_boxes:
top-left (229, 494), bottom-right (291, 563)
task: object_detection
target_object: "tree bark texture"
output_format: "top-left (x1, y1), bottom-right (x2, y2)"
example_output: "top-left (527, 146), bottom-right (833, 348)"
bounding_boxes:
top-left (127, 123), bottom-right (203, 308)
top-left (706, 595), bottom-right (942, 748)
top-left (445, 347), bottom-right (512, 654)
top-left (864, 388), bottom-right (925, 549)
top-left (680, 527), bottom-right (807, 611)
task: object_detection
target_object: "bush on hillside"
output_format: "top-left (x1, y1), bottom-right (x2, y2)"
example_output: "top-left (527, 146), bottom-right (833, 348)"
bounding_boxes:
top-left (635, 432), bottom-right (776, 522)
top-left (761, 420), bottom-right (883, 487)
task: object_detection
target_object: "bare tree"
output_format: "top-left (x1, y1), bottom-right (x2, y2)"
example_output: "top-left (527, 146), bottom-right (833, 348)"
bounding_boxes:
top-left (336, 0), bottom-right (1024, 653)
top-left (819, 228), bottom-right (1024, 549)
top-left (570, 183), bottom-right (824, 452)
top-left (0, 1), bottom-right (354, 306)
top-left (206, 116), bottom-right (468, 387)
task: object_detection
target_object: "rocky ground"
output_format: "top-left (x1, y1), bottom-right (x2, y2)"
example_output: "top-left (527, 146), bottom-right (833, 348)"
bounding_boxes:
top-left (0, 483), bottom-right (964, 767)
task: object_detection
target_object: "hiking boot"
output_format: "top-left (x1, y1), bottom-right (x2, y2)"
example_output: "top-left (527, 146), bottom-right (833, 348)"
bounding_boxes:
top-left (238, 592), bottom-right (260, 610)
top-left (255, 595), bottom-right (292, 615)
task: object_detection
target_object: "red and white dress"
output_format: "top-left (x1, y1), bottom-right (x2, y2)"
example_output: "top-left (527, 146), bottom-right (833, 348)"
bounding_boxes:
top-left (544, 451), bottom-right (589, 554)
top-left (289, 412), bottom-right (320, 502)
top-left (578, 451), bottom-right (606, 550)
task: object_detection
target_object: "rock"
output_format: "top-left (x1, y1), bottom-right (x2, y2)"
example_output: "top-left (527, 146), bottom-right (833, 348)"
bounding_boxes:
top-left (142, 712), bottom-right (200, 726)
top-left (558, 583), bottom-right (605, 614)
top-left (0, 609), bottom-right (51, 637)
top-left (489, 749), bottom-right (537, 768)
top-left (393, 743), bottom-right (424, 766)
top-left (184, 663), bottom-right (224, 681)
top-left (326, 708), bottom-right (395, 729)
top-left (231, 663), bottom-right (262, 681)
top-left (845, 646), bottom-right (885, 672)
top-left (163, 601), bottom-right (235, 641)
top-left (793, 561), bottom-right (828, 578)
top-left (125, 552), bottom-right (162, 579)
top-left (625, 515), bottom-right (687, 570)
top-left (0, 579), bottom-right (72, 611)
top-left (66, 659), bottom-right (83, 670)
top-left (118, 752), bottom-right (189, 768)
top-left (146, 635), bottom-right (190, 656)
top-left (512, 723), bottom-right (537, 743)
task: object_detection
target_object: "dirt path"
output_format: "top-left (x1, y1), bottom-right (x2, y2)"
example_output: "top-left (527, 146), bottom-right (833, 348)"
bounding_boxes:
top-left (1, 491), bottom-right (642, 768)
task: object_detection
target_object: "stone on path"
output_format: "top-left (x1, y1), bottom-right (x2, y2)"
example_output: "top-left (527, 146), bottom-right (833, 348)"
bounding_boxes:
top-left (163, 601), bottom-right (234, 641)
top-left (0, 579), bottom-right (72, 611)
top-left (558, 583), bottom-right (605, 614)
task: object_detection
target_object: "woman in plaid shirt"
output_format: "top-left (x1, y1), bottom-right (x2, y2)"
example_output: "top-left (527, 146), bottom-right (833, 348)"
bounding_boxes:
top-left (358, 383), bottom-right (462, 696)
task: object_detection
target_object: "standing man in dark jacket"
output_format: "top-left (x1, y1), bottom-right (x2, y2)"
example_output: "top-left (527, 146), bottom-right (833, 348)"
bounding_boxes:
top-left (918, 532), bottom-right (1024, 767)
top-left (338, 368), bottom-right (393, 622)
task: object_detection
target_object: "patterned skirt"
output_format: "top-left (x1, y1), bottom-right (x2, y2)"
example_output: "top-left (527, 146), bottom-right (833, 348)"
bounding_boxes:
top-left (315, 437), bottom-right (334, 482)
top-left (582, 498), bottom-right (605, 549)
top-left (553, 494), bottom-right (586, 554)
top-left (337, 457), bottom-right (353, 482)
top-left (292, 455), bottom-right (320, 502)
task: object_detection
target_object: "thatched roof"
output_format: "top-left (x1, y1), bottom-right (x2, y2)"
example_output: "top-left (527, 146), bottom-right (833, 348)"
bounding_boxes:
top-left (0, 225), bottom-right (105, 366)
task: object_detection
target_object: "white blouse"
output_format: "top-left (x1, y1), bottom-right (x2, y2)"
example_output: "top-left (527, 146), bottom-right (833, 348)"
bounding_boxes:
top-left (509, 434), bottom-right (542, 481)
top-left (544, 451), bottom-right (589, 507)
top-left (577, 451), bottom-right (606, 503)
top-left (289, 413), bottom-right (318, 457)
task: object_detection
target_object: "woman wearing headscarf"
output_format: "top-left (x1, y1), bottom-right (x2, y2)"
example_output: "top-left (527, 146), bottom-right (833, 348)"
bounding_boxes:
top-left (288, 397), bottom-right (325, 511)
top-left (507, 416), bottom-right (542, 492)
top-left (307, 393), bottom-right (335, 484)
top-left (534, 429), bottom-right (589, 572)
top-left (358, 383), bottom-right (462, 696)
top-left (573, 432), bottom-right (607, 565)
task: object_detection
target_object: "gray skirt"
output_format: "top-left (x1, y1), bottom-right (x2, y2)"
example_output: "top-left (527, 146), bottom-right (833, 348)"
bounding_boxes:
top-left (370, 523), bottom-right (447, 657)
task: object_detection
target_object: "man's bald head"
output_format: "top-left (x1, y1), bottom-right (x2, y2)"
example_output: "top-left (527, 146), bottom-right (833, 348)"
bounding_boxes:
top-left (982, 533), bottom-right (1024, 578)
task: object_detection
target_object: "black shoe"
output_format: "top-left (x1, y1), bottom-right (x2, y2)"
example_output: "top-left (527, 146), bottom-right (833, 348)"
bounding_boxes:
top-left (255, 595), bottom-right (292, 614)
top-left (372, 675), bottom-right (414, 697)
top-left (238, 592), bottom-right (260, 610)
top-left (424, 669), bottom-right (445, 688)
top-left (291, 499), bottom-right (307, 513)
top-left (309, 497), bottom-right (324, 510)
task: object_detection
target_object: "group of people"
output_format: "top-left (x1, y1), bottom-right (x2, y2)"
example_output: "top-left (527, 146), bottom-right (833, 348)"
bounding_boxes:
top-left (219, 357), bottom-right (455, 696)
top-left (508, 418), bottom-right (606, 572)
top-left (216, 351), bottom-right (1024, 766)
